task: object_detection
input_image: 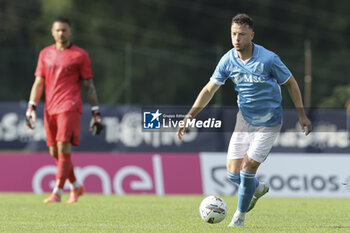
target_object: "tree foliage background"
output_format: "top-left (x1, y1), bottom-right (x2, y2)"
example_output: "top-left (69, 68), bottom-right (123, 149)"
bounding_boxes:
top-left (1, 0), bottom-right (350, 107)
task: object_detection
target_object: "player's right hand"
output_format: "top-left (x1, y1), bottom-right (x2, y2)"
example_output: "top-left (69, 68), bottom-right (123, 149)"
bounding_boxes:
top-left (25, 102), bottom-right (36, 129)
top-left (177, 117), bottom-right (190, 140)
top-left (177, 126), bottom-right (186, 140)
top-left (299, 115), bottom-right (312, 136)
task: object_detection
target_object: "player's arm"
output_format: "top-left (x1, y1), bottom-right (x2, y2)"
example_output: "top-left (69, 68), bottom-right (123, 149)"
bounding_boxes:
top-left (83, 78), bottom-right (99, 106)
top-left (177, 80), bottom-right (220, 140)
top-left (26, 76), bottom-right (44, 129)
top-left (284, 75), bottom-right (312, 135)
top-left (82, 78), bottom-right (103, 135)
top-left (29, 76), bottom-right (44, 104)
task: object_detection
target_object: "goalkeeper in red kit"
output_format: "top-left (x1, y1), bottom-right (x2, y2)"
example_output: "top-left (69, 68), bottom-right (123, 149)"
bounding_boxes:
top-left (26, 17), bottom-right (103, 203)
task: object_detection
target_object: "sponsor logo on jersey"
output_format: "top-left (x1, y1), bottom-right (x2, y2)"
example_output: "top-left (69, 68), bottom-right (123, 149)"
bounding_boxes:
top-left (234, 74), bottom-right (265, 83)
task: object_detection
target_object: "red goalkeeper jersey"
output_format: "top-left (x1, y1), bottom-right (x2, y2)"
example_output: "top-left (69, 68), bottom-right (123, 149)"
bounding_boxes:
top-left (35, 44), bottom-right (93, 115)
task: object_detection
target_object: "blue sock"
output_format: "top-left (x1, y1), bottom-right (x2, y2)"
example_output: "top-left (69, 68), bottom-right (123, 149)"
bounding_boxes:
top-left (227, 170), bottom-right (259, 187)
top-left (227, 171), bottom-right (240, 185)
top-left (237, 170), bottom-right (257, 212)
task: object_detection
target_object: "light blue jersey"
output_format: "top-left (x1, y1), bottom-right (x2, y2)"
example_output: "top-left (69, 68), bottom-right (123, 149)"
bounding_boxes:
top-left (210, 43), bottom-right (291, 126)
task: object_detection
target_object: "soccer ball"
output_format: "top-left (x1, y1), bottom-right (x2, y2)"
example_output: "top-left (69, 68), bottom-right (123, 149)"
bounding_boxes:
top-left (199, 195), bottom-right (227, 224)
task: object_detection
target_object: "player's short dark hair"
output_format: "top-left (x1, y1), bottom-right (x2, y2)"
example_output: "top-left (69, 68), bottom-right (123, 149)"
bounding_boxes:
top-left (53, 17), bottom-right (71, 26)
top-left (232, 13), bottom-right (254, 29)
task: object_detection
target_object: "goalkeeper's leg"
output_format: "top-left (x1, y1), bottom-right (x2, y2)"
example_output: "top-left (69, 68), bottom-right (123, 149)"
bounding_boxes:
top-left (48, 143), bottom-right (84, 203)
top-left (67, 163), bottom-right (84, 203)
top-left (49, 145), bottom-right (80, 190)
top-left (44, 142), bottom-right (72, 203)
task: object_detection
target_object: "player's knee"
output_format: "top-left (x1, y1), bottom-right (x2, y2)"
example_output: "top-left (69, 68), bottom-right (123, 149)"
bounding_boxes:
top-left (226, 159), bottom-right (243, 173)
top-left (57, 141), bottom-right (72, 154)
top-left (242, 156), bottom-right (260, 172)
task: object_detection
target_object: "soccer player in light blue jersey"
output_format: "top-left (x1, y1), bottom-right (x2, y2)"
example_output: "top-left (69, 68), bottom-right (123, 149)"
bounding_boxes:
top-left (177, 13), bottom-right (312, 227)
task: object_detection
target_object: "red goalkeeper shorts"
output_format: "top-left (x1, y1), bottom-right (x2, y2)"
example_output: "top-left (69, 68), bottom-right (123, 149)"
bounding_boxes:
top-left (44, 110), bottom-right (81, 146)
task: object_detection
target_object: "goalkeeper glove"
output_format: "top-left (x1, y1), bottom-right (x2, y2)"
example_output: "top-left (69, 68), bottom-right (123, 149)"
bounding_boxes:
top-left (26, 101), bottom-right (36, 129)
top-left (89, 106), bottom-right (103, 135)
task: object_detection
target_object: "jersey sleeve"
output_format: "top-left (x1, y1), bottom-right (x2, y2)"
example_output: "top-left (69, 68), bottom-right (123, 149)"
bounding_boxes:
top-left (270, 55), bottom-right (292, 85)
top-left (210, 53), bottom-right (230, 85)
top-left (80, 51), bottom-right (93, 79)
top-left (34, 50), bottom-right (45, 78)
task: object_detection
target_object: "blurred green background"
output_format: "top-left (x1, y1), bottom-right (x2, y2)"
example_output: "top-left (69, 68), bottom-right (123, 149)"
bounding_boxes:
top-left (1, 0), bottom-right (350, 107)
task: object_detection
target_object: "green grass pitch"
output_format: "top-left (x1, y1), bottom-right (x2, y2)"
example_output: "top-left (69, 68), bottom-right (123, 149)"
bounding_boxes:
top-left (0, 193), bottom-right (349, 233)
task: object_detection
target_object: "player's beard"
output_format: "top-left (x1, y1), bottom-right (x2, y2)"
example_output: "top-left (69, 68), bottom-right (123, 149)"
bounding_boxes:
top-left (59, 37), bottom-right (68, 44)
top-left (235, 43), bottom-right (250, 53)
top-left (57, 37), bottom-right (70, 47)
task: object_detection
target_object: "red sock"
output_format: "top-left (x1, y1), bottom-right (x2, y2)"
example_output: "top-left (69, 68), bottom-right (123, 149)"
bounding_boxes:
top-left (68, 163), bottom-right (77, 184)
top-left (56, 153), bottom-right (72, 189)
top-left (56, 157), bottom-right (76, 184)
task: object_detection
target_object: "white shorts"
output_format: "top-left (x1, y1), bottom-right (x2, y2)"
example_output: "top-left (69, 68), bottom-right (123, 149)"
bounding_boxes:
top-left (227, 111), bottom-right (281, 163)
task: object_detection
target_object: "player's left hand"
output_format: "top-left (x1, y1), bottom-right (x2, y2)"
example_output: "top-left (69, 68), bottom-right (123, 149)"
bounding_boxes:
top-left (299, 116), bottom-right (312, 136)
top-left (89, 107), bottom-right (103, 135)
